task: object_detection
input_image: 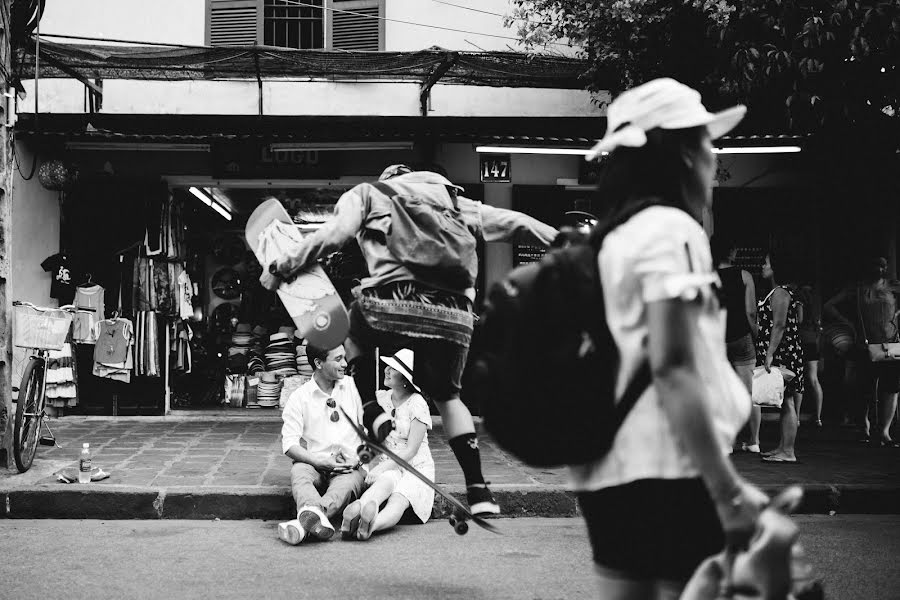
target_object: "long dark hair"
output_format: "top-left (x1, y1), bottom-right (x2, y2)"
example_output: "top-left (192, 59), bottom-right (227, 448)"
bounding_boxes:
top-left (589, 126), bottom-right (708, 244)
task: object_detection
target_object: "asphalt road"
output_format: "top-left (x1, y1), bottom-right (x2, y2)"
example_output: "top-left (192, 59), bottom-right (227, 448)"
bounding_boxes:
top-left (0, 516), bottom-right (896, 599)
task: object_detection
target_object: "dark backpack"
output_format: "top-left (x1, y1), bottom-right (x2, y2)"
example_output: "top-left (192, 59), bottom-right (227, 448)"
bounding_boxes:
top-left (463, 217), bottom-right (652, 468)
top-left (370, 181), bottom-right (478, 292)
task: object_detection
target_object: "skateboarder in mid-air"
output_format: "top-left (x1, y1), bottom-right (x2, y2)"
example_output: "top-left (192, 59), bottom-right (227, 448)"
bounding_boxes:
top-left (261, 164), bottom-right (557, 515)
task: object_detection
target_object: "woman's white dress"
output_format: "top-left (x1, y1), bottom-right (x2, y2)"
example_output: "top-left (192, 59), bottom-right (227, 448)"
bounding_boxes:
top-left (375, 390), bottom-right (435, 523)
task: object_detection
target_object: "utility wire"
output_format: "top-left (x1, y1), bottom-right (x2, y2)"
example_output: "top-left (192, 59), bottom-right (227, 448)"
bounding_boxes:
top-left (279, 0), bottom-right (571, 48)
top-left (429, 0), bottom-right (554, 27)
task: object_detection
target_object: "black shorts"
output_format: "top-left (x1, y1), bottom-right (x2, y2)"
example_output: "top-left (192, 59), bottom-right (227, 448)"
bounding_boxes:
top-left (802, 342), bottom-right (821, 362)
top-left (847, 358), bottom-right (900, 395)
top-left (348, 301), bottom-right (468, 403)
top-left (576, 478), bottom-right (724, 582)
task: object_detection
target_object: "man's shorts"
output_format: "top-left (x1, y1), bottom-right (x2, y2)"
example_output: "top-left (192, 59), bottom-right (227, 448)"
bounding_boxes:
top-left (349, 301), bottom-right (468, 403)
top-left (726, 333), bottom-right (756, 367)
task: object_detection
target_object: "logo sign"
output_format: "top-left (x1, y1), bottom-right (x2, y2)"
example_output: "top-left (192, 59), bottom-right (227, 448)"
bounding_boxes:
top-left (480, 154), bottom-right (511, 183)
top-left (212, 143), bottom-right (340, 179)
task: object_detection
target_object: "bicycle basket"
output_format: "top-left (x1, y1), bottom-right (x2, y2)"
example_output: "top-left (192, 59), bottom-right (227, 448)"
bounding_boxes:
top-left (13, 304), bottom-right (74, 351)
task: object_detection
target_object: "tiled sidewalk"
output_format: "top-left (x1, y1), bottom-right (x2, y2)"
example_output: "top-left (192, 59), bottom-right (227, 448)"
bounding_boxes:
top-left (1, 416), bottom-right (897, 519)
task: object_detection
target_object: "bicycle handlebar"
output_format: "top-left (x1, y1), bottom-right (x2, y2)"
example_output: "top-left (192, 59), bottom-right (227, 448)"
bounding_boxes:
top-left (13, 301), bottom-right (77, 313)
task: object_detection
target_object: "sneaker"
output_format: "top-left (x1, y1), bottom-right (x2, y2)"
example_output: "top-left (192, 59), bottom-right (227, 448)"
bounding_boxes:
top-left (742, 443), bottom-right (761, 454)
top-left (466, 484), bottom-right (500, 516)
top-left (277, 519), bottom-right (305, 545)
top-left (297, 506), bottom-right (335, 541)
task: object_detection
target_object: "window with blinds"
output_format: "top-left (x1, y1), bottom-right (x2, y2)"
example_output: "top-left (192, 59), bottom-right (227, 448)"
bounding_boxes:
top-left (208, 0), bottom-right (383, 51)
top-left (326, 0), bottom-right (384, 51)
top-left (208, 0), bottom-right (261, 46)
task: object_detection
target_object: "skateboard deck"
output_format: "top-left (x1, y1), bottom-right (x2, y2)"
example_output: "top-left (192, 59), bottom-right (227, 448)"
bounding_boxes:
top-left (246, 198), bottom-right (350, 350)
top-left (340, 407), bottom-right (499, 535)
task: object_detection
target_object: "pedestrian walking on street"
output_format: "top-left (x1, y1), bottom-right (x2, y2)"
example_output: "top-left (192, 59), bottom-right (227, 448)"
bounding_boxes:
top-left (277, 343), bottom-right (366, 545)
top-left (576, 78), bottom-right (767, 598)
top-left (758, 250), bottom-right (806, 463)
top-left (261, 164), bottom-right (557, 516)
top-left (341, 349), bottom-right (435, 541)
top-left (712, 236), bottom-right (761, 453)
top-left (824, 255), bottom-right (900, 447)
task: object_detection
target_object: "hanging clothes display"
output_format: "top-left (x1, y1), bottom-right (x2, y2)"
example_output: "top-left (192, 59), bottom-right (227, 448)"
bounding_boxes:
top-left (92, 318), bottom-right (135, 383)
top-left (171, 320), bottom-right (193, 373)
top-left (145, 193), bottom-right (186, 259)
top-left (73, 283), bottom-right (105, 344)
top-left (134, 310), bottom-right (160, 377)
top-left (46, 342), bottom-right (77, 407)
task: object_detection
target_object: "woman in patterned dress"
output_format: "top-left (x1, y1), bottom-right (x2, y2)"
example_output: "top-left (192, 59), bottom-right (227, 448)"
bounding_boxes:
top-left (757, 250), bottom-right (805, 463)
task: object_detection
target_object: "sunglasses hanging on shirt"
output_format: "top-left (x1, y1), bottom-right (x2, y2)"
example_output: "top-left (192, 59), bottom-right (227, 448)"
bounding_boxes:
top-left (326, 398), bottom-right (339, 422)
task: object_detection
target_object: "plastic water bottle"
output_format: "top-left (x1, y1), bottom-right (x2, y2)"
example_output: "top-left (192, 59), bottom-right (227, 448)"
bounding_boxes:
top-left (78, 443), bottom-right (92, 484)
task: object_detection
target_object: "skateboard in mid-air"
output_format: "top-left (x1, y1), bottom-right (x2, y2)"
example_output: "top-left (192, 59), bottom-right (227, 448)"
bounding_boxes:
top-left (245, 198), bottom-right (350, 349)
top-left (340, 407), bottom-right (499, 536)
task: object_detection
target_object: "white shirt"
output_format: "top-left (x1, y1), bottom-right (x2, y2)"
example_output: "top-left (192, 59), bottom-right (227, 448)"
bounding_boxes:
top-left (568, 206), bottom-right (751, 491)
top-left (280, 375), bottom-right (365, 460)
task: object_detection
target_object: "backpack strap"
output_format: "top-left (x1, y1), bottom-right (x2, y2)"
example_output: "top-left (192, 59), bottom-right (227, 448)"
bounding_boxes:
top-left (370, 181), bottom-right (396, 199)
top-left (612, 361), bottom-right (652, 430)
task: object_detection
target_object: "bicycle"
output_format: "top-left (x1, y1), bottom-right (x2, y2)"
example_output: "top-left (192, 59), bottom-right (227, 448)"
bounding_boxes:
top-left (11, 301), bottom-right (76, 473)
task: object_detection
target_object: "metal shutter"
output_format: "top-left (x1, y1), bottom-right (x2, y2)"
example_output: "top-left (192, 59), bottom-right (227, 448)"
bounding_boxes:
top-left (209, 0), bottom-right (261, 46)
top-left (326, 0), bottom-right (384, 51)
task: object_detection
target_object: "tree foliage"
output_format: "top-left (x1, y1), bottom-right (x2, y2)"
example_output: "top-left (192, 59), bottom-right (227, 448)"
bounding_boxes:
top-left (508, 1), bottom-right (900, 137)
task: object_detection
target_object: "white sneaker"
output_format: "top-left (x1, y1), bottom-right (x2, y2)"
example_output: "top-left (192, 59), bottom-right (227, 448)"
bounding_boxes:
top-left (277, 519), bottom-right (305, 545)
top-left (743, 443), bottom-right (761, 454)
top-left (297, 506), bottom-right (335, 541)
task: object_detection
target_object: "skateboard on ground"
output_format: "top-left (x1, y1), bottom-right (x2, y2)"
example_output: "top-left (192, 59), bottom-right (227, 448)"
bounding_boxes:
top-left (340, 407), bottom-right (499, 536)
top-left (245, 198), bottom-right (350, 349)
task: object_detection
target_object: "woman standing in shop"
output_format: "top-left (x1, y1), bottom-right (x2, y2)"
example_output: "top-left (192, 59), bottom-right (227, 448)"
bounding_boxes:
top-left (824, 256), bottom-right (900, 447)
top-left (340, 349), bottom-right (435, 540)
top-left (712, 237), bottom-right (761, 453)
top-left (576, 78), bottom-right (767, 598)
top-left (757, 250), bottom-right (805, 463)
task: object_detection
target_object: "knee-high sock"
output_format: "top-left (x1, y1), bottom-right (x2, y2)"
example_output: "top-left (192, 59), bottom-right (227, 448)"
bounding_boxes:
top-left (448, 433), bottom-right (485, 487)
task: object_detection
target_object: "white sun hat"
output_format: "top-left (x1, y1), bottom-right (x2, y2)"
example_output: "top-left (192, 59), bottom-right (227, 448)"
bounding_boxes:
top-left (586, 78), bottom-right (747, 161)
top-left (380, 348), bottom-right (421, 393)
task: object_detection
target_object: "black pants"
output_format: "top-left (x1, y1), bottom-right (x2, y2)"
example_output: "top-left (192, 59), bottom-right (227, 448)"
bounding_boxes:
top-left (576, 478), bottom-right (724, 582)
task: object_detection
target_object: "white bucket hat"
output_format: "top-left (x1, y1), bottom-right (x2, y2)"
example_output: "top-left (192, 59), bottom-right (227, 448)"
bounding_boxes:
top-left (380, 348), bottom-right (421, 393)
top-left (586, 78), bottom-right (746, 161)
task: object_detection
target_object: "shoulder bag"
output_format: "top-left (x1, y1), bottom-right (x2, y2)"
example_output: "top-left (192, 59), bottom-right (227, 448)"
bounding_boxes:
top-left (857, 288), bottom-right (900, 362)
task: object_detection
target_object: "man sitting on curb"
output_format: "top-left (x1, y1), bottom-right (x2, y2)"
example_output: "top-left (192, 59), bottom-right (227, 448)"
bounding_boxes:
top-left (278, 343), bottom-right (367, 545)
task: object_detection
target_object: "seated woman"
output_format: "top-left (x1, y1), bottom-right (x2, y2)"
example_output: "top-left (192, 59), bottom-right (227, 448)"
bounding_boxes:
top-left (341, 349), bottom-right (435, 540)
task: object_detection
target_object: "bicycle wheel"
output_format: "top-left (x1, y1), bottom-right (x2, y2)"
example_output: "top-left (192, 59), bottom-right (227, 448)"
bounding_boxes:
top-left (13, 357), bottom-right (45, 473)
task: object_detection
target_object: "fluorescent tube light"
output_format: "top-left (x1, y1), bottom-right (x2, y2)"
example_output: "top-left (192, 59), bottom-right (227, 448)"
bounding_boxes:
top-left (476, 145), bottom-right (803, 156)
top-left (66, 142), bottom-right (210, 152)
top-left (713, 146), bottom-right (802, 154)
top-left (189, 186), bottom-right (232, 221)
top-left (475, 146), bottom-right (591, 155)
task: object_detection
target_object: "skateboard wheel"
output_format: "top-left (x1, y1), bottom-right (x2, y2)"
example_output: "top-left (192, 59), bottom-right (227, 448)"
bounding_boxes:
top-left (453, 520), bottom-right (469, 535)
top-left (357, 445), bottom-right (375, 464)
top-left (313, 312), bottom-right (331, 331)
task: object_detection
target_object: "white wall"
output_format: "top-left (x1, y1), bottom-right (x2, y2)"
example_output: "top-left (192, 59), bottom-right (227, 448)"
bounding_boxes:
top-left (10, 144), bottom-right (63, 383)
top-left (38, 0), bottom-right (206, 45)
top-left (37, 0), bottom-right (571, 54)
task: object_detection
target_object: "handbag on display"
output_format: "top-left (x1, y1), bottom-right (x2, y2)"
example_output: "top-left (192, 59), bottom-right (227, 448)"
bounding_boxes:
top-left (856, 288), bottom-right (900, 363)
